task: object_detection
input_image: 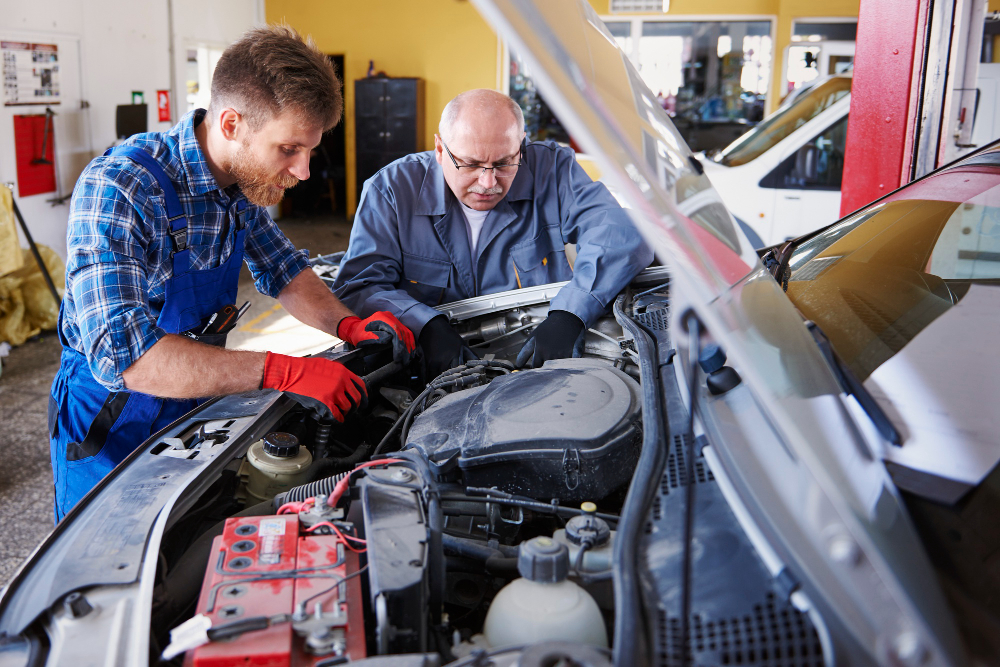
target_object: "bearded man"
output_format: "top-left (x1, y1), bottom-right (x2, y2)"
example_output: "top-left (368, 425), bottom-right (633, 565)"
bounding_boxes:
top-left (48, 25), bottom-right (414, 521)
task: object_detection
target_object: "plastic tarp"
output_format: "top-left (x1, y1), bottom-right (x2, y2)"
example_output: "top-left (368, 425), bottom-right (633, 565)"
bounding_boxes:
top-left (0, 187), bottom-right (24, 277)
top-left (0, 245), bottom-right (64, 346)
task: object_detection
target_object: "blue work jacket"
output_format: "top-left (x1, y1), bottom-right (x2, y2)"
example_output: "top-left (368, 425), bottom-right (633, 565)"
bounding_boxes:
top-left (333, 141), bottom-right (653, 336)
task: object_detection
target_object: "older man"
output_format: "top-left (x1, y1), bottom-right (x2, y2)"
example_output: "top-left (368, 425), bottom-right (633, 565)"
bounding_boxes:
top-left (334, 89), bottom-right (652, 378)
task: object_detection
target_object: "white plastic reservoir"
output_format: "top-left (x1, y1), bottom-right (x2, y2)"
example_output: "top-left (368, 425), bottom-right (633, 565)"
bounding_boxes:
top-left (245, 432), bottom-right (312, 502)
top-left (482, 536), bottom-right (608, 649)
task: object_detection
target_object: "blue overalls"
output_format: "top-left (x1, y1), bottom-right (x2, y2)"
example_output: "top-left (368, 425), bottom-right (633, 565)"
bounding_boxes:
top-left (48, 146), bottom-right (247, 521)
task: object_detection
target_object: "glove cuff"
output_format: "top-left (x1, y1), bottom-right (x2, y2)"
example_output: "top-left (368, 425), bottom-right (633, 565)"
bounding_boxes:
top-left (261, 351), bottom-right (293, 391)
top-left (336, 315), bottom-right (361, 341)
top-left (417, 314), bottom-right (450, 347)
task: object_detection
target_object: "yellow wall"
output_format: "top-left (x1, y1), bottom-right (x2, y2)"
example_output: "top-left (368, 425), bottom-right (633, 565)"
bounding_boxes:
top-left (266, 0), bottom-right (499, 215)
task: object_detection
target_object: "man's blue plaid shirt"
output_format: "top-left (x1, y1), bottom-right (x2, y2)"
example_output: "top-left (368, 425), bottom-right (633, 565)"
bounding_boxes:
top-left (61, 109), bottom-right (309, 390)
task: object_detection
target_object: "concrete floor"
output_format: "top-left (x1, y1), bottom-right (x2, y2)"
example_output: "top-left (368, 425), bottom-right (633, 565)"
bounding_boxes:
top-left (0, 214), bottom-right (352, 588)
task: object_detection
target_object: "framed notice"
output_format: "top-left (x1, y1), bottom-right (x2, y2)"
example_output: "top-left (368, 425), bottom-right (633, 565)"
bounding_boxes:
top-left (2, 41), bottom-right (59, 106)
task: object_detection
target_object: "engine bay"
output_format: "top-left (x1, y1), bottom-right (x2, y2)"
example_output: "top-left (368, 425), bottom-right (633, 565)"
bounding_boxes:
top-left (0, 273), bottom-right (835, 667)
top-left (150, 299), bottom-right (648, 666)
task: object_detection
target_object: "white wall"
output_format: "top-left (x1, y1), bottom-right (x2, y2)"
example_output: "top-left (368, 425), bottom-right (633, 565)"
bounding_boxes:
top-left (0, 0), bottom-right (262, 261)
top-left (170, 0), bottom-right (265, 120)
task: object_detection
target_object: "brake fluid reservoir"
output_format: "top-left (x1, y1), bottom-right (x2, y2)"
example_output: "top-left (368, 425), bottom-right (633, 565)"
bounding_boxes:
top-left (483, 537), bottom-right (608, 649)
top-left (244, 432), bottom-right (312, 503)
top-left (553, 502), bottom-right (615, 573)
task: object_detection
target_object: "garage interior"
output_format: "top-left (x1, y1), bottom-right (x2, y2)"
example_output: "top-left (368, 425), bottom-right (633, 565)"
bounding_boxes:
top-left (0, 0), bottom-right (999, 659)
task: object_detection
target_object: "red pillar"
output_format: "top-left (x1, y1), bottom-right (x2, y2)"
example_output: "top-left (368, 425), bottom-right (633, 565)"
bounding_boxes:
top-left (840, 0), bottom-right (928, 216)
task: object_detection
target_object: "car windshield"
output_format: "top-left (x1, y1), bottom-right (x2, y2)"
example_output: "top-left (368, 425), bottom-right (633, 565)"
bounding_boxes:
top-left (715, 76), bottom-right (852, 167)
top-left (783, 149), bottom-right (1000, 382)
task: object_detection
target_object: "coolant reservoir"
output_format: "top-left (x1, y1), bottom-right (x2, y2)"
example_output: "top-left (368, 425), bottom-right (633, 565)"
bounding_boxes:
top-left (483, 536), bottom-right (608, 649)
top-left (244, 432), bottom-right (312, 503)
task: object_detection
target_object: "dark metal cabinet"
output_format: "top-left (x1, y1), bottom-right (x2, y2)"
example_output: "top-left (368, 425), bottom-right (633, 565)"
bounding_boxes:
top-left (355, 77), bottom-right (424, 200)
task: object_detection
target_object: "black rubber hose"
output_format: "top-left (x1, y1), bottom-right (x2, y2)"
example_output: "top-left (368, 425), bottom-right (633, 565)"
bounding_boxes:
top-left (274, 444), bottom-right (374, 507)
top-left (276, 470), bottom-right (350, 506)
top-left (442, 535), bottom-right (519, 576)
top-left (442, 534), bottom-right (508, 559)
top-left (612, 292), bottom-right (668, 667)
top-left (442, 536), bottom-right (520, 576)
top-left (362, 361), bottom-right (403, 389)
top-left (308, 443), bottom-right (372, 480)
top-left (485, 555), bottom-right (519, 575)
top-left (443, 534), bottom-right (518, 558)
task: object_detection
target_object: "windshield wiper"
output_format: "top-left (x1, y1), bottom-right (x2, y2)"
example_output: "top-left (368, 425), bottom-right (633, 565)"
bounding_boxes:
top-left (761, 240), bottom-right (795, 291)
top-left (806, 321), bottom-right (902, 447)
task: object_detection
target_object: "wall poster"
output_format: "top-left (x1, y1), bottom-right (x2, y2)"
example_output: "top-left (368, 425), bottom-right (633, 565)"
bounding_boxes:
top-left (2, 41), bottom-right (59, 106)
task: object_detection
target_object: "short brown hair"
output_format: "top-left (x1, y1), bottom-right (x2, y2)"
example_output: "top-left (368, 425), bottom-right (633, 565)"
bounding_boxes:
top-left (208, 24), bottom-right (342, 132)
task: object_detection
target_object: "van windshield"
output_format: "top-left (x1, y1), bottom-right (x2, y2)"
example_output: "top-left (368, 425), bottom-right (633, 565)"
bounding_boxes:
top-left (715, 76), bottom-right (852, 167)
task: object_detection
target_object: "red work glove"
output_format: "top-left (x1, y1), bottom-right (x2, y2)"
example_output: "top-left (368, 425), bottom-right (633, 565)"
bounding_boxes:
top-left (337, 312), bottom-right (415, 364)
top-left (262, 352), bottom-right (367, 423)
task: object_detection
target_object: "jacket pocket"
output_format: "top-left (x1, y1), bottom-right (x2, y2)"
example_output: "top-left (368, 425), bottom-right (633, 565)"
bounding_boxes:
top-left (510, 227), bottom-right (567, 278)
top-left (401, 252), bottom-right (452, 304)
top-left (402, 252), bottom-right (452, 288)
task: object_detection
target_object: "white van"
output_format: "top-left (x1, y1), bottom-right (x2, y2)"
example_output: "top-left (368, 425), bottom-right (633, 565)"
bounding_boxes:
top-left (698, 74), bottom-right (852, 248)
top-left (702, 65), bottom-right (1000, 248)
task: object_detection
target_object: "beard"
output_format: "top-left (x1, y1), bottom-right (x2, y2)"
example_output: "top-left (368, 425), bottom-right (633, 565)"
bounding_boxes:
top-left (228, 139), bottom-right (299, 207)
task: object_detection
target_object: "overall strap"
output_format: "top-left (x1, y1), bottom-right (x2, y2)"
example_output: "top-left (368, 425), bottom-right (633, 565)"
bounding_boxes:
top-left (105, 145), bottom-right (190, 264)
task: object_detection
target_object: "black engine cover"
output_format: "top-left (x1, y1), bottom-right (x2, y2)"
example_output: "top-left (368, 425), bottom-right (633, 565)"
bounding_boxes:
top-left (405, 358), bottom-right (642, 502)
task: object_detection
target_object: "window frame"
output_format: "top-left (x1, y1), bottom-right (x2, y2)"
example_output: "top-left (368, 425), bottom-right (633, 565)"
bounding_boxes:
top-left (502, 14), bottom-right (778, 114)
top-left (758, 115), bottom-right (849, 191)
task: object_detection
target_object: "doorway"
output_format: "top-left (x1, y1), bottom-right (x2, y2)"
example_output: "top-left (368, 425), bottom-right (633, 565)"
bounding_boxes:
top-left (283, 54), bottom-right (347, 217)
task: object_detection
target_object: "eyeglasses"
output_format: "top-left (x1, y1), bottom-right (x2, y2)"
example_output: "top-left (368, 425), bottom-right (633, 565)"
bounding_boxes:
top-left (442, 140), bottom-right (523, 178)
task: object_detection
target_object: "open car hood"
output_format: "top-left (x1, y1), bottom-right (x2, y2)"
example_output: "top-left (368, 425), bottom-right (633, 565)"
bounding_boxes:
top-left (471, 0), bottom-right (965, 664)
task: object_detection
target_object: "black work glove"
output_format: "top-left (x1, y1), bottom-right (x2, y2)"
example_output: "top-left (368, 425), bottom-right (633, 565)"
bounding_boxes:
top-left (418, 315), bottom-right (479, 381)
top-left (516, 310), bottom-right (586, 368)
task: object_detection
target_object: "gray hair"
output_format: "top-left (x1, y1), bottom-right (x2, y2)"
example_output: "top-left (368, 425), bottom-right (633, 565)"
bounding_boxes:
top-left (438, 89), bottom-right (525, 141)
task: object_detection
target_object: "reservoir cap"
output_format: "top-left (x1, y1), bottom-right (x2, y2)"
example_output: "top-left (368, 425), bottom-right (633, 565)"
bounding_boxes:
top-left (518, 536), bottom-right (569, 583)
top-left (262, 432), bottom-right (300, 458)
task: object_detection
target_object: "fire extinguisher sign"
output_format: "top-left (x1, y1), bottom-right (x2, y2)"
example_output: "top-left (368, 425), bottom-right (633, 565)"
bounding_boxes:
top-left (156, 90), bottom-right (171, 123)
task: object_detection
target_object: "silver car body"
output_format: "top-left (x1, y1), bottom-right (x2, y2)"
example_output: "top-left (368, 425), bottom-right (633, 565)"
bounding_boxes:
top-left (0, 1), bottom-right (974, 666)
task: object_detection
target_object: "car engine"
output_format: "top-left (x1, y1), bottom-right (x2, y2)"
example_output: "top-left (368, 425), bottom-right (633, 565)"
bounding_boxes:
top-left (151, 304), bottom-right (640, 666)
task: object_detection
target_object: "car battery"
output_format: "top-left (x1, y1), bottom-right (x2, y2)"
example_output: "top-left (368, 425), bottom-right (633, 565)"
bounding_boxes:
top-left (186, 514), bottom-right (366, 666)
